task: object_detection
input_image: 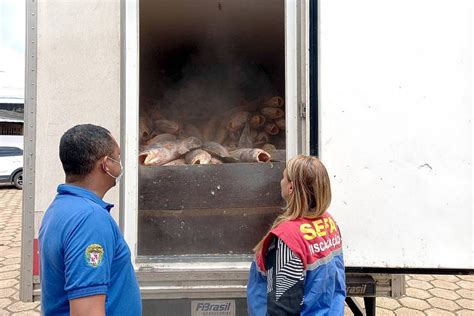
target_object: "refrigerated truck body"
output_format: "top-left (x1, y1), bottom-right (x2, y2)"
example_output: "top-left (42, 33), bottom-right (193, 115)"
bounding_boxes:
top-left (21, 0), bottom-right (472, 315)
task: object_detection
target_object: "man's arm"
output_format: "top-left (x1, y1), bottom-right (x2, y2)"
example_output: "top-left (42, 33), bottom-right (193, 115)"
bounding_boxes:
top-left (70, 294), bottom-right (106, 316)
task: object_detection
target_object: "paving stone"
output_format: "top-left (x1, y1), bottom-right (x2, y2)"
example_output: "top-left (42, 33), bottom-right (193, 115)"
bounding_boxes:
top-left (394, 307), bottom-right (425, 315)
top-left (456, 310), bottom-right (474, 315)
top-left (12, 312), bottom-right (41, 316)
top-left (455, 298), bottom-right (473, 310)
top-left (456, 288), bottom-right (474, 300)
top-left (4, 253), bottom-right (20, 259)
top-left (433, 275), bottom-right (460, 282)
top-left (376, 307), bottom-right (395, 315)
top-left (456, 280), bottom-right (474, 290)
top-left (407, 279), bottom-right (434, 290)
top-left (0, 288), bottom-right (15, 299)
top-left (427, 297), bottom-right (461, 311)
top-left (343, 305), bottom-right (352, 315)
top-left (0, 309), bottom-right (10, 316)
top-left (0, 279), bottom-right (17, 289)
top-left (398, 296), bottom-right (430, 310)
top-left (458, 275), bottom-right (474, 282)
top-left (406, 287), bottom-right (432, 300)
top-left (7, 301), bottom-right (40, 313)
top-left (0, 270), bottom-right (19, 280)
top-left (431, 280), bottom-right (460, 291)
top-left (425, 308), bottom-right (455, 315)
top-left (1, 258), bottom-right (20, 265)
top-left (1, 248), bottom-right (20, 258)
top-left (413, 274), bottom-right (435, 281)
top-left (429, 288), bottom-right (461, 300)
top-left (377, 297), bottom-right (402, 309)
top-left (0, 298), bottom-right (11, 309)
top-left (0, 264), bottom-right (20, 273)
top-left (10, 292), bottom-right (19, 300)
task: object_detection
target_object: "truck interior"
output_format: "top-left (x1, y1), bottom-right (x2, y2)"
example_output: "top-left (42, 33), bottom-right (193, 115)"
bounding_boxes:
top-left (138, 0), bottom-right (286, 259)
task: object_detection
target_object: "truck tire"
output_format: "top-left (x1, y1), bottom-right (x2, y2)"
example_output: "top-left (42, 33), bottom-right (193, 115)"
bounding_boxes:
top-left (13, 170), bottom-right (23, 190)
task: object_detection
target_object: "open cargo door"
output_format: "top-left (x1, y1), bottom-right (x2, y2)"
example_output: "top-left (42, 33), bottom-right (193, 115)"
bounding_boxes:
top-left (316, 0), bottom-right (472, 271)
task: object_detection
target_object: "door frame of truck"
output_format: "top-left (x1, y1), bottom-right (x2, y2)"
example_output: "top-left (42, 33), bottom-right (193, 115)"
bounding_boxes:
top-left (119, 0), bottom-right (308, 300)
top-left (20, 0), bottom-right (38, 302)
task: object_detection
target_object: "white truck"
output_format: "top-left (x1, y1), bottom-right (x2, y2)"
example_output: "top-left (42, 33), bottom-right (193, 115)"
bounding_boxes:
top-left (21, 0), bottom-right (472, 315)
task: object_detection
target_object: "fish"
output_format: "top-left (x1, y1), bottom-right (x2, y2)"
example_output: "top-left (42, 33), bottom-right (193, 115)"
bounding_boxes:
top-left (145, 133), bottom-right (177, 146)
top-left (237, 99), bottom-right (259, 112)
top-left (264, 123), bottom-right (280, 136)
top-left (260, 107), bottom-right (284, 119)
top-left (154, 119), bottom-right (180, 135)
top-left (275, 118), bottom-right (285, 130)
top-left (202, 141), bottom-right (239, 163)
top-left (262, 143), bottom-right (277, 153)
top-left (202, 116), bottom-right (220, 141)
top-left (270, 149), bottom-right (286, 162)
top-left (262, 96), bottom-right (284, 108)
top-left (223, 100), bottom-right (258, 117)
top-left (224, 140), bottom-right (239, 151)
top-left (140, 116), bottom-right (153, 141)
top-left (210, 157), bottom-right (223, 164)
top-left (202, 141), bottom-right (230, 158)
top-left (139, 137), bottom-right (202, 166)
top-left (185, 149), bottom-right (212, 165)
top-left (214, 120), bottom-right (228, 144)
top-left (249, 114), bottom-right (266, 129)
top-left (228, 130), bottom-right (241, 141)
top-left (163, 158), bottom-right (186, 166)
top-left (229, 148), bottom-right (272, 163)
top-left (254, 132), bottom-right (270, 146)
top-left (238, 123), bottom-right (253, 148)
top-left (182, 124), bottom-right (203, 139)
top-left (149, 108), bottom-right (164, 121)
top-left (226, 111), bottom-right (250, 132)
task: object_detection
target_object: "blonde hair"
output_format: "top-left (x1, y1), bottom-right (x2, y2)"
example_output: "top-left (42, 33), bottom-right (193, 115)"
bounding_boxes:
top-left (254, 155), bottom-right (332, 252)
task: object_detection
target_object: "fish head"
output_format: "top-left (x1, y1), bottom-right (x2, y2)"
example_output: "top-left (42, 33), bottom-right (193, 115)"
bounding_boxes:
top-left (255, 149), bottom-right (271, 162)
top-left (139, 150), bottom-right (165, 166)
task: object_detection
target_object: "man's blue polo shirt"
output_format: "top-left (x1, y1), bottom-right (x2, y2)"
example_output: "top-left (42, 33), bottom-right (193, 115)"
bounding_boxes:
top-left (39, 184), bottom-right (141, 315)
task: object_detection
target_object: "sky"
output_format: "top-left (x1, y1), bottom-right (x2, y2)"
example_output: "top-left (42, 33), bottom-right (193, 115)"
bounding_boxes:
top-left (0, 0), bottom-right (25, 102)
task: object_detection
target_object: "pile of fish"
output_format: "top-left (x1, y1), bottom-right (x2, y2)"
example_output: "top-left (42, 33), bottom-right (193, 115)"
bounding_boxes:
top-left (139, 96), bottom-right (285, 166)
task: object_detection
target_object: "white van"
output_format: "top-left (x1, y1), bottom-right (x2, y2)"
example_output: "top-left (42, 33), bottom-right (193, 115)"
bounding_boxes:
top-left (0, 136), bottom-right (23, 189)
top-left (0, 146), bottom-right (23, 189)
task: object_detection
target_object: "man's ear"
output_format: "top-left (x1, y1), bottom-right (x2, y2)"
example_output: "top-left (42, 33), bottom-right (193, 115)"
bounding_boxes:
top-left (288, 182), bottom-right (294, 194)
top-left (100, 156), bottom-right (108, 172)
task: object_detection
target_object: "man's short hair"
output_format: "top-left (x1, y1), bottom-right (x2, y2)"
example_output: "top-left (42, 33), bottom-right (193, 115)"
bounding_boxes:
top-left (59, 124), bottom-right (116, 181)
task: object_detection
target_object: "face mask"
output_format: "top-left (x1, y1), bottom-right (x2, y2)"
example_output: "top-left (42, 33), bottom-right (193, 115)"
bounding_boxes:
top-left (105, 156), bottom-right (124, 182)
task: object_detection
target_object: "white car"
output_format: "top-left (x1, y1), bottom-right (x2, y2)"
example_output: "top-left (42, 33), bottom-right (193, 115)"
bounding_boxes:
top-left (0, 146), bottom-right (23, 189)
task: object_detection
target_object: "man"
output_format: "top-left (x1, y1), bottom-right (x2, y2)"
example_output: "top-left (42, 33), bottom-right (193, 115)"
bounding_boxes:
top-left (39, 124), bottom-right (141, 315)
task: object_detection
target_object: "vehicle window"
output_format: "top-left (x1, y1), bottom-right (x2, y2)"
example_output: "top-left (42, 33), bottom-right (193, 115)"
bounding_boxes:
top-left (0, 147), bottom-right (23, 157)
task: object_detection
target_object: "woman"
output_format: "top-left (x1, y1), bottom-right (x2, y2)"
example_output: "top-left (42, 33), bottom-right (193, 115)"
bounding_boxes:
top-left (247, 155), bottom-right (346, 315)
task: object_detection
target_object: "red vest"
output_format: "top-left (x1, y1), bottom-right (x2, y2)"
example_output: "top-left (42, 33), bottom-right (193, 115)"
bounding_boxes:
top-left (256, 212), bottom-right (343, 272)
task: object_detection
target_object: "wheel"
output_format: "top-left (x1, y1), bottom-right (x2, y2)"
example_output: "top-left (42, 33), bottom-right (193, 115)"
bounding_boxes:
top-left (13, 170), bottom-right (23, 189)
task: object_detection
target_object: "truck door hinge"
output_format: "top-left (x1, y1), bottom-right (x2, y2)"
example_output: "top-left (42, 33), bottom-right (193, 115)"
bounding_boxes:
top-left (299, 102), bottom-right (306, 118)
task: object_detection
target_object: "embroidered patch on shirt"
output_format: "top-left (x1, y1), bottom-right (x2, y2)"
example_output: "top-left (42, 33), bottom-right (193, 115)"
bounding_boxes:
top-left (85, 244), bottom-right (104, 268)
